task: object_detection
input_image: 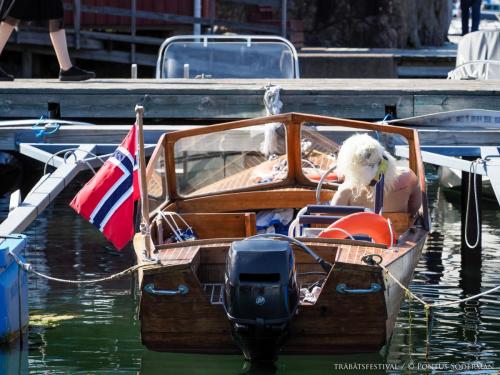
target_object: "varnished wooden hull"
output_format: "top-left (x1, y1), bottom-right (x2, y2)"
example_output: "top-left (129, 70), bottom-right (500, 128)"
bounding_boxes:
top-left (134, 112), bottom-right (430, 355)
top-left (136, 228), bottom-right (427, 354)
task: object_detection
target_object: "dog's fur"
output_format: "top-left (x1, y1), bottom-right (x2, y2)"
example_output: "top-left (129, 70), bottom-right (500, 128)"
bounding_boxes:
top-left (331, 134), bottom-right (421, 215)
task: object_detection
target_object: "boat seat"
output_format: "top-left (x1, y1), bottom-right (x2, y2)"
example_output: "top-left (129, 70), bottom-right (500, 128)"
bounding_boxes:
top-left (299, 215), bottom-right (341, 225)
top-left (304, 205), bottom-right (368, 215)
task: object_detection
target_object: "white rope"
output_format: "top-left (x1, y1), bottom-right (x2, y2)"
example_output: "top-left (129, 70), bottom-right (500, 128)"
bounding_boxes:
top-left (43, 148), bottom-right (106, 175)
top-left (261, 84), bottom-right (283, 158)
top-left (378, 261), bottom-right (500, 309)
top-left (464, 158), bottom-right (484, 249)
top-left (430, 285), bottom-right (500, 308)
top-left (156, 211), bottom-right (194, 243)
top-left (157, 211), bottom-right (183, 242)
top-left (288, 206), bottom-right (308, 237)
top-left (387, 218), bottom-right (394, 248)
top-left (9, 249), bottom-right (155, 284)
top-left (319, 227), bottom-right (355, 240)
top-left (263, 83), bottom-right (282, 116)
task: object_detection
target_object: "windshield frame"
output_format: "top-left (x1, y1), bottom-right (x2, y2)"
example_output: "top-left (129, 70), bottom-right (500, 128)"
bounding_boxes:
top-left (160, 113), bottom-right (423, 202)
top-left (155, 35), bottom-right (300, 79)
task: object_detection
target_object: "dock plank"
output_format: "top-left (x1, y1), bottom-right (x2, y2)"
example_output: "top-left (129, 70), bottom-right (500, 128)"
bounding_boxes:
top-left (414, 95), bottom-right (500, 115)
top-left (0, 79), bottom-right (499, 120)
top-left (0, 145), bottom-right (95, 235)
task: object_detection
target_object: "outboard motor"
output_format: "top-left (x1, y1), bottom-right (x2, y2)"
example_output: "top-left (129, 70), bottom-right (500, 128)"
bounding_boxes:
top-left (223, 239), bottom-right (299, 361)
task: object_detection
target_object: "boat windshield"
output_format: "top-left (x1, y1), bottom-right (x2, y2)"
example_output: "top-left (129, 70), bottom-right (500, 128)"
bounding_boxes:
top-left (159, 38), bottom-right (296, 79)
top-left (174, 123), bottom-right (287, 197)
top-left (147, 141), bottom-right (169, 212)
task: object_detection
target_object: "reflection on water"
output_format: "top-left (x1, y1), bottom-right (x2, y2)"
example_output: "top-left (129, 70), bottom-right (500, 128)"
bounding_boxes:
top-left (0, 176), bottom-right (499, 374)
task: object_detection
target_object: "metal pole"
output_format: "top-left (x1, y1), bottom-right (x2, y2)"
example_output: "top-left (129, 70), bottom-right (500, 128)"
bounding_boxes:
top-left (135, 105), bottom-right (152, 258)
top-left (194, 0), bottom-right (202, 36)
top-left (131, 0), bottom-right (137, 64)
top-left (281, 0), bottom-right (287, 38)
top-left (209, 0), bottom-right (215, 33)
top-left (73, 0), bottom-right (81, 50)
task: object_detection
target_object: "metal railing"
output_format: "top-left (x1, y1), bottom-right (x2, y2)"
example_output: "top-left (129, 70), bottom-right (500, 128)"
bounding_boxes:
top-left (65, 0), bottom-right (288, 65)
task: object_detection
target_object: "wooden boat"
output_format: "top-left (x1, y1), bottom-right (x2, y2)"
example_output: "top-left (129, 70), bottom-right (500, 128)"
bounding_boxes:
top-left (133, 112), bottom-right (429, 360)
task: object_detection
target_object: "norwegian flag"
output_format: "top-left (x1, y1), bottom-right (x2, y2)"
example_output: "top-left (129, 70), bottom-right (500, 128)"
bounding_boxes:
top-left (70, 125), bottom-right (140, 250)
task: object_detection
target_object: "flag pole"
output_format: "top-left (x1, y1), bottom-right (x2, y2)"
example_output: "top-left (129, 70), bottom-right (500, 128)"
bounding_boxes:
top-left (135, 105), bottom-right (152, 258)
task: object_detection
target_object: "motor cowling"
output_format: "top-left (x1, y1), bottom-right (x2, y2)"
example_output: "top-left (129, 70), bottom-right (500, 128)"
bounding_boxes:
top-left (223, 239), bottom-right (299, 361)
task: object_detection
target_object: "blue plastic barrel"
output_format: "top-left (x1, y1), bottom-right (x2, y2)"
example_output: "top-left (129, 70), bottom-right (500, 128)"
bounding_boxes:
top-left (0, 235), bottom-right (28, 344)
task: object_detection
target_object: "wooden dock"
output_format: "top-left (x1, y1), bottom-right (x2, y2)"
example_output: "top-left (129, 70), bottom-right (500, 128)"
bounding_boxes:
top-left (0, 79), bottom-right (499, 122)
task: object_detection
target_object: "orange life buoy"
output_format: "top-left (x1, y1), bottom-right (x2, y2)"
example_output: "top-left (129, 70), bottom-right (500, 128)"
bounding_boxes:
top-left (318, 212), bottom-right (395, 247)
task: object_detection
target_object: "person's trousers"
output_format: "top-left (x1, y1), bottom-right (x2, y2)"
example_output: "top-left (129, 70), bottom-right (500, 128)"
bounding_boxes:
top-left (461, 0), bottom-right (482, 35)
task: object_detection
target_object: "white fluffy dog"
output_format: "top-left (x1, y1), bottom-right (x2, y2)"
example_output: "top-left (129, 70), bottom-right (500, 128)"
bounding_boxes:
top-left (331, 133), bottom-right (421, 215)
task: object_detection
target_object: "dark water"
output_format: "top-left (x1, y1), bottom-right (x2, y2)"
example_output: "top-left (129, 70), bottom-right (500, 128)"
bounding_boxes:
top-left (0, 175), bottom-right (499, 374)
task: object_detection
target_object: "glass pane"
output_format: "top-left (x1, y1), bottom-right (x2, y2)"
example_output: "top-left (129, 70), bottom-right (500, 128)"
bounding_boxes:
top-left (147, 145), bottom-right (168, 212)
top-left (174, 123), bottom-right (287, 197)
top-left (300, 123), bottom-right (410, 183)
top-left (301, 122), bottom-right (419, 214)
top-left (300, 125), bottom-right (340, 183)
top-left (162, 40), bottom-right (295, 79)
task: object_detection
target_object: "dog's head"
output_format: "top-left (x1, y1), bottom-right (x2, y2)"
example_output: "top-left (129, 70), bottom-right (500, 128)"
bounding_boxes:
top-left (336, 134), bottom-right (396, 190)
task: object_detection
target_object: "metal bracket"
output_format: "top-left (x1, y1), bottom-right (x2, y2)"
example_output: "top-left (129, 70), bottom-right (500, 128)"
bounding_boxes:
top-left (144, 283), bottom-right (189, 296)
top-left (336, 283), bottom-right (382, 295)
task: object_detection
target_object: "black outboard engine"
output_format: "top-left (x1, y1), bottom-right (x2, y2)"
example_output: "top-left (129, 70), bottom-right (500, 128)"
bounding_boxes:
top-left (223, 239), bottom-right (299, 361)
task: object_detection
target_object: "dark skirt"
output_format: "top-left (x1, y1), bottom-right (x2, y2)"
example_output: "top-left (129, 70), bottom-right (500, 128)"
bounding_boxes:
top-left (1, 0), bottom-right (63, 21)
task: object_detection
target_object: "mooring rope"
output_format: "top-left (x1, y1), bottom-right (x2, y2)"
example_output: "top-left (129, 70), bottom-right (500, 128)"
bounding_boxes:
top-left (365, 256), bottom-right (500, 310)
top-left (372, 257), bottom-right (500, 359)
top-left (43, 148), bottom-right (107, 176)
top-left (8, 249), bottom-right (156, 284)
top-left (464, 158), bottom-right (484, 249)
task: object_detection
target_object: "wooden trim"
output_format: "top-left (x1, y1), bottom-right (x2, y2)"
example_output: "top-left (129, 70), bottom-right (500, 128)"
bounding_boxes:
top-left (291, 113), bottom-right (416, 139)
top-left (288, 116), bottom-right (304, 186)
top-left (244, 213), bottom-right (257, 236)
top-left (165, 133), bottom-right (177, 200)
top-left (164, 113), bottom-right (292, 143)
top-left (153, 236), bottom-right (387, 252)
top-left (409, 128), bottom-right (429, 228)
top-left (175, 188), bottom-right (335, 213)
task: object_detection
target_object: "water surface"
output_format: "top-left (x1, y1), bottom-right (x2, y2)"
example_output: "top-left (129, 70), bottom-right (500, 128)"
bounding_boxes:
top-left (0, 176), bottom-right (499, 374)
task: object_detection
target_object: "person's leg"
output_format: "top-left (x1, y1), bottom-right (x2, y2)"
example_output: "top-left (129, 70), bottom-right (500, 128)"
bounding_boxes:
top-left (0, 18), bottom-right (18, 55)
top-left (0, 18), bottom-right (19, 80)
top-left (460, 0), bottom-right (471, 35)
top-left (48, 19), bottom-right (94, 81)
top-left (471, 0), bottom-right (482, 32)
top-left (48, 20), bottom-right (72, 70)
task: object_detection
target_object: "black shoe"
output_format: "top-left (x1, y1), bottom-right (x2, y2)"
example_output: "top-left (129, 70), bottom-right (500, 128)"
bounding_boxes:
top-left (0, 66), bottom-right (14, 81)
top-left (59, 66), bottom-right (95, 82)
